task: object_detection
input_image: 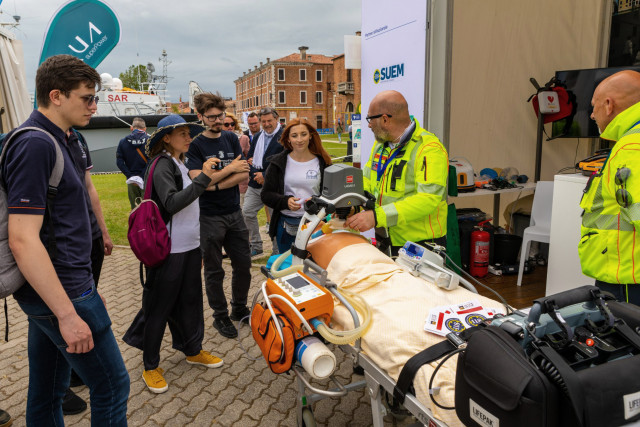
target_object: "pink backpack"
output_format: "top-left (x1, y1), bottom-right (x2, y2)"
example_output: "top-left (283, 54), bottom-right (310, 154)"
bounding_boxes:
top-left (127, 157), bottom-right (171, 267)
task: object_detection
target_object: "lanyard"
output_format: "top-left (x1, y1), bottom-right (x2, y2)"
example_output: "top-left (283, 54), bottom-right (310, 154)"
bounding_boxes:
top-left (376, 145), bottom-right (404, 182)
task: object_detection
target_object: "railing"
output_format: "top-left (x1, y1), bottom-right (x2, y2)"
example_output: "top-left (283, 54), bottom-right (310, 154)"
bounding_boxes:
top-left (337, 82), bottom-right (354, 94)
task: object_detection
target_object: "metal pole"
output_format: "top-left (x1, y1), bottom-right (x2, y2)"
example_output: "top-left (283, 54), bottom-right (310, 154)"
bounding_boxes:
top-left (534, 110), bottom-right (544, 182)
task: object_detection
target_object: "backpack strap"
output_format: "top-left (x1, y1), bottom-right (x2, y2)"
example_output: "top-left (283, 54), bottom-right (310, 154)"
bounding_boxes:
top-left (143, 156), bottom-right (164, 200)
top-left (136, 148), bottom-right (148, 163)
top-left (1, 127), bottom-right (63, 258)
top-left (0, 126), bottom-right (64, 341)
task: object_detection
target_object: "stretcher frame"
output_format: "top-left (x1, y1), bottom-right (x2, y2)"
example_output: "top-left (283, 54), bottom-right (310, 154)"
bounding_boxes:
top-left (290, 259), bottom-right (452, 427)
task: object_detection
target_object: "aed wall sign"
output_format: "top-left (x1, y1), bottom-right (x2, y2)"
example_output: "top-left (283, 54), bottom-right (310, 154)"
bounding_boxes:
top-left (373, 64), bottom-right (405, 84)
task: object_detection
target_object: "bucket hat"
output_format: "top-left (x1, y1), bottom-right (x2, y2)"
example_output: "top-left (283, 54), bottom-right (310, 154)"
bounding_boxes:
top-left (145, 114), bottom-right (205, 156)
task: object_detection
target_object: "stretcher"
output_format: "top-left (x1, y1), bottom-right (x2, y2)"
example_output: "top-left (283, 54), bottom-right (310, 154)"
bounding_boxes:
top-left (288, 258), bottom-right (454, 427)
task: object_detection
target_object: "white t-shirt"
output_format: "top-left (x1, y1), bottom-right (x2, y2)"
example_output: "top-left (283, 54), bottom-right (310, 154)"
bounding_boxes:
top-left (281, 156), bottom-right (321, 217)
top-left (167, 158), bottom-right (200, 253)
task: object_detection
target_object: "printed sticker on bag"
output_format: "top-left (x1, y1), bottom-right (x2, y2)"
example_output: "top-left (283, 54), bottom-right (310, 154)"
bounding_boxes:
top-left (624, 390), bottom-right (640, 420)
top-left (470, 398), bottom-right (499, 427)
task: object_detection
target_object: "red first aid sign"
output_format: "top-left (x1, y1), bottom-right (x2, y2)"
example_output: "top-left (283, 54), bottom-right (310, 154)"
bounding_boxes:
top-left (346, 175), bottom-right (353, 183)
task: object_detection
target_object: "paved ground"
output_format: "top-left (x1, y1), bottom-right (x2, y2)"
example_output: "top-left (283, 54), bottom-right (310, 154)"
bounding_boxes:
top-left (0, 240), bottom-right (412, 426)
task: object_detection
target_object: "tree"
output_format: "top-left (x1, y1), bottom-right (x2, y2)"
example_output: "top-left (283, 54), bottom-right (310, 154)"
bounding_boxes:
top-left (119, 65), bottom-right (149, 91)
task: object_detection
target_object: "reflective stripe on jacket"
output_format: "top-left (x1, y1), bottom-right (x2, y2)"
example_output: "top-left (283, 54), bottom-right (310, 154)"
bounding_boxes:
top-left (579, 101), bottom-right (640, 284)
top-left (363, 119), bottom-right (448, 246)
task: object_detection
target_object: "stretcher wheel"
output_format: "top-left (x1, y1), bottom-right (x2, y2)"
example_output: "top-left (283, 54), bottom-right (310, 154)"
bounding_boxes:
top-left (301, 408), bottom-right (316, 427)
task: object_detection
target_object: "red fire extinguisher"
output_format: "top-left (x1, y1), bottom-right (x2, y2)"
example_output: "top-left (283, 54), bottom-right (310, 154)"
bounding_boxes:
top-left (470, 220), bottom-right (491, 278)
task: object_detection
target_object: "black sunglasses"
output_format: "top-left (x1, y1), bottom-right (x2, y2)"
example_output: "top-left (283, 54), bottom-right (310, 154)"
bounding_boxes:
top-left (223, 122), bottom-right (235, 127)
top-left (79, 94), bottom-right (99, 106)
top-left (366, 113), bottom-right (392, 124)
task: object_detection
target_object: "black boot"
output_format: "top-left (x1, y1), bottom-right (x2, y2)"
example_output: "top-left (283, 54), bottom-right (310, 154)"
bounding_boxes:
top-left (62, 388), bottom-right (87, 415)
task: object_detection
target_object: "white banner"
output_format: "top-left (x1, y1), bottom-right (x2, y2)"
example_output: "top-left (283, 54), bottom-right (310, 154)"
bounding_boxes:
top-left (360, 0), bottom-right (428, 169)
top-left (351, 113), bottom-right (362, 163)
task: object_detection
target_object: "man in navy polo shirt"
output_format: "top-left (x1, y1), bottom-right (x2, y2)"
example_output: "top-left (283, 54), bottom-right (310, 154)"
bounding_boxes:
top-left (187, 92), bottom-right (252, 339)
top-left (116, 117), bottom-right (148, 209)
top-left (3, 55), bottom-right (129, 425)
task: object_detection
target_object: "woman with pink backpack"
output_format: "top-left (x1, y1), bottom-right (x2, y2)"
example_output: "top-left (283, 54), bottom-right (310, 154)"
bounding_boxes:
top-left (123, 115), bottom-right (223, 393)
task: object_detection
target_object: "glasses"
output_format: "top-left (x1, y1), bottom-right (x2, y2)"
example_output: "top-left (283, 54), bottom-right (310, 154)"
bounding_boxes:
top-left (202, 112), bottom-right (225, 122)
top-left (615, 167), bottom-right (630, 186)
top-left (77, 94), bottom-right (99, 106)
top-left (366, 113), bottom-right (392, 124)
top-left (615, 167), bottom-right (632, 208)
top-left (223, 122), bottom-right (235, 128)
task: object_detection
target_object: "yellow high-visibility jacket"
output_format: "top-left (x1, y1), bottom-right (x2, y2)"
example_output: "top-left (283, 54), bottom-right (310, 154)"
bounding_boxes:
top-left (363, 119), bottom-right (448, 246)
top-left (579, 101), bottom-right (640, 286)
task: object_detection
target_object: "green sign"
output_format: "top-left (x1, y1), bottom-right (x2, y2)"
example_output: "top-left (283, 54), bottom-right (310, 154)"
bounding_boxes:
top-left (39, 0), bottom-right (120, 68)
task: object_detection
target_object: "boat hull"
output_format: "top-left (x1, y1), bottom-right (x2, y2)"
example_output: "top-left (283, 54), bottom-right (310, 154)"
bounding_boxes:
top-left (76, 114), bottom-right (198, 173)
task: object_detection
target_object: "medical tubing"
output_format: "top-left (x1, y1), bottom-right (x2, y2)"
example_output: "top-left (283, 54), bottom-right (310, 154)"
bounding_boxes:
top-left (441, 251), bottom-right (514, 314)
top-left (313, 290), bottom-right (372, 344)
top-left (271, 250), bottom-right (301, 278)
top-left (268, 294), bottom-right (314, 336)
top-left (428, 348), bottom-right (465, 410)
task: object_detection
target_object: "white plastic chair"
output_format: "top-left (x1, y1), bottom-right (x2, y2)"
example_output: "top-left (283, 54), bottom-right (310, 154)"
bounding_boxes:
top-left (517, 181), bottom-right (554, 286)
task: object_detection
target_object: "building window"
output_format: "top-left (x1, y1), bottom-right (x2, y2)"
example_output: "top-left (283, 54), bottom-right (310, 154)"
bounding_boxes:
top-left (300, 91), bottom-right (307, 104)
top-left (300, 69), bottom-right (307, 81)
top-left (316, 115), bottom-right (323, 130)
top-left (315, 91), bottom-right (323, 104)
top-left (347, 69), bottom-right (353, 82)
top-left (346, 102), bottom-right (354, 112)
top-left (278, 68), bottom-right (285, 81)
top-left (278, 91), bottom-right (285, 104)
top-left (255, 96), bottom-right (259, 107)
top-left (316, 70), bottom-right (322, 82)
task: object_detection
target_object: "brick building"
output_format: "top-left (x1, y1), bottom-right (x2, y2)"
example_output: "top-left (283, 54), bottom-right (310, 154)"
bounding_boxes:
top-left (332, 53), bottom-right (361, 130)
top-left (235, 45), bottom-right (361, 131)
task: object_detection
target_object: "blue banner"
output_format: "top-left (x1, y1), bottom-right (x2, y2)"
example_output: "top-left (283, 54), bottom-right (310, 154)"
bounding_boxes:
top-left (39, 0), bottom-right (120, 68)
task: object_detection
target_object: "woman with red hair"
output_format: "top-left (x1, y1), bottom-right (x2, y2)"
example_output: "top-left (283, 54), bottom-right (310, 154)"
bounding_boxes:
top-left (261, 118), bottom-right (332, 253)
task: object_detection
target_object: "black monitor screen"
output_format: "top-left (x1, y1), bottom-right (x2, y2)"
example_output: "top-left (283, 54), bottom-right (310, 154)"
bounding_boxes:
top-left (552, 66), bottom-right (640, 139)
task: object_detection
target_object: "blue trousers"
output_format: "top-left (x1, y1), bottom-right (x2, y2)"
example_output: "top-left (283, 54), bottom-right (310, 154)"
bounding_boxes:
top-left (596, 280), bottom-right (640, 305)
top-left (17, 287), bottom-right (130, 427)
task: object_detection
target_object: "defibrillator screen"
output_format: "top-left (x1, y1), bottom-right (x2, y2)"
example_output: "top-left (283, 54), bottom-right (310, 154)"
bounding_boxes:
top-left (286, 276), bottom-right (310, 289)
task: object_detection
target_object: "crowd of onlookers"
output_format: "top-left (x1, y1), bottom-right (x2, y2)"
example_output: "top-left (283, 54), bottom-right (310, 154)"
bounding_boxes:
top-left (1, 54), bottom-right (338, 426)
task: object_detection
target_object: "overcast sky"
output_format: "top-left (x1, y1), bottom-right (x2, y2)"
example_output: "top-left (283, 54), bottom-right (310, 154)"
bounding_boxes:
top-left (1, 0), bottom-right (362, 102)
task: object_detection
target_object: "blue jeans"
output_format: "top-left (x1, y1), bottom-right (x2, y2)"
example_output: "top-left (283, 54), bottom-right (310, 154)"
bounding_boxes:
top-left (17, 286), bottom-right (130, 427)
top-left (276, 214), bottom-right (301, 254)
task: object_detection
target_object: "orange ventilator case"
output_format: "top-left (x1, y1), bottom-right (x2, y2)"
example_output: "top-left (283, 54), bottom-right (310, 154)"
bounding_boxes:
top-left (265, 271), bottom-right (334, 339)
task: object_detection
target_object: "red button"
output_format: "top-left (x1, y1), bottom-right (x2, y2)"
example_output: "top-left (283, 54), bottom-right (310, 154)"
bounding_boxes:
top-left (585, 338), bottom-right (594, 347)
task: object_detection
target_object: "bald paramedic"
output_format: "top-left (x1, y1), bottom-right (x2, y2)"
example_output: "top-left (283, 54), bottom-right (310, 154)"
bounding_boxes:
top-left (580, 70), bottom-right (640, 304)
top-left (345, 90), bottom-right (449, 255)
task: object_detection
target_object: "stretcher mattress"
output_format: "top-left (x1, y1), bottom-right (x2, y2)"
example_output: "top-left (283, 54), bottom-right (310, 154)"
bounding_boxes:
top-left (327, 243), bottom-right (504, 426)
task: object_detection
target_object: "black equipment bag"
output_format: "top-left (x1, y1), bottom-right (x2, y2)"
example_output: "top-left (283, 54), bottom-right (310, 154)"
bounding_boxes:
top-left (607, 300), bottom-right (640, 332)
top-left (395, 286), bottom-right (640, 427)
top-left (454, 325), bottom-right (567, 427)
top-left (455, 288), bottom-right (640, 427)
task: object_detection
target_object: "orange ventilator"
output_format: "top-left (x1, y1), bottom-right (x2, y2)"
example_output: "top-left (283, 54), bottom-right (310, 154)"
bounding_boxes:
top-left (264, 271), bottom-right (334, 339)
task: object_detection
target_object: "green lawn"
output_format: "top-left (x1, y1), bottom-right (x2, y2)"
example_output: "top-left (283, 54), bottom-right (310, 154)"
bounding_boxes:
top-left (94, 138), bottom-right (346, 246)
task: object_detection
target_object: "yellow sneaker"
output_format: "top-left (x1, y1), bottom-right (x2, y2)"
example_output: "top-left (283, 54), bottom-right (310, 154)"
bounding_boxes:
top-left (186, 350), bottom-right (224, 368)
top-left (142, 368), bottom-right (168, 393)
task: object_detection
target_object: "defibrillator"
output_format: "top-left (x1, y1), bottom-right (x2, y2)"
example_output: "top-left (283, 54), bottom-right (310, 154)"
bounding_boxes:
top-left (264, 271), bottom-right (334, 339)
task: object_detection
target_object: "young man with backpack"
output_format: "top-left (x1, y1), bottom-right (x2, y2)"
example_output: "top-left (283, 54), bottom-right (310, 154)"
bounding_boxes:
top-left (2, 55), bottom-right (129, 425)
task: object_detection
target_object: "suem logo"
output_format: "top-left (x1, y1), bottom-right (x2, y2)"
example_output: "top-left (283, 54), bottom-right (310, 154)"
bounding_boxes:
top-left (373, 63), bottom-right (405, 84)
